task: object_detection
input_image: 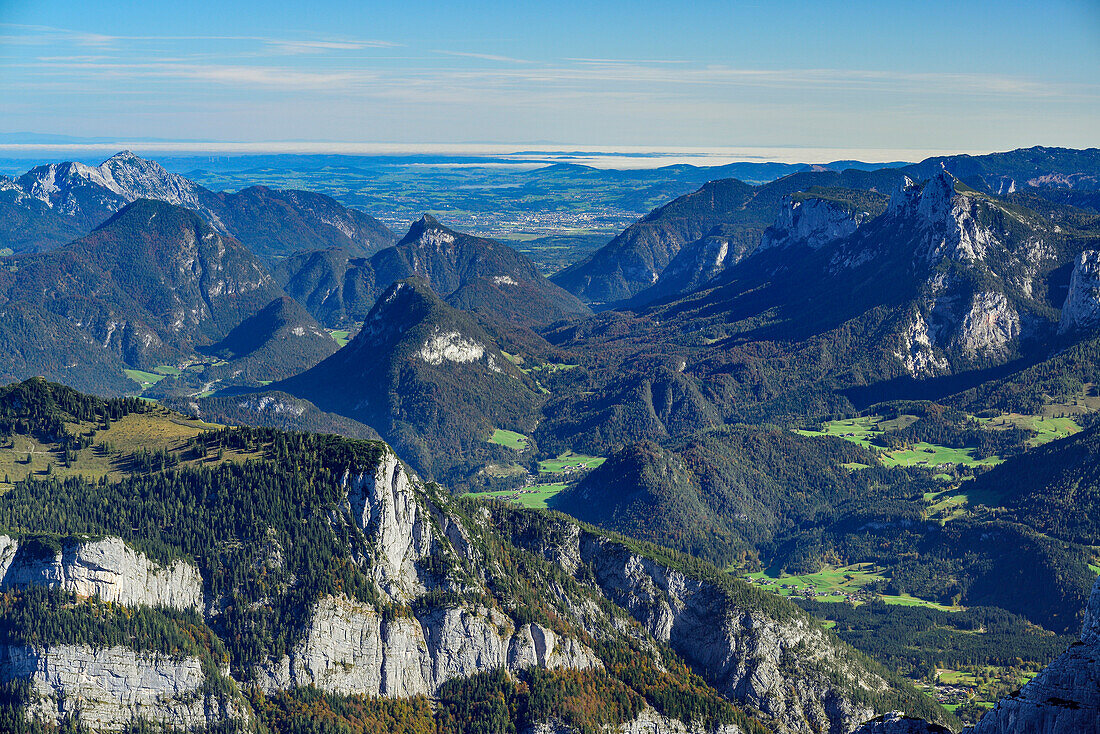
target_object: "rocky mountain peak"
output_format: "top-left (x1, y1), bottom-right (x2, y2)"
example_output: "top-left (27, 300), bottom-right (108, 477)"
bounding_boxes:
top-left (886, 175), bottom-right (920, 215)
top-left (915, 170), bottom-right (960, 223)
top-left (397, 214), bottom-right (457, 252)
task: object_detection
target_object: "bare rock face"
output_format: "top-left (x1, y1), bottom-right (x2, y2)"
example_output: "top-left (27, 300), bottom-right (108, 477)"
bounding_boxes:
top-left (524, 704), bottom-right (748, 734)
top-left (957, 292), bottom-right (1021, 360)
top-left (0, 644), bottom-right (222, 731)
top-left (0, 535), bottom-right (203, 611)
top-left (502, 514), bottom-right (903, 734)
top-left (760, 196), bottom-right (871, 252)
top-left (257, 448), bottom-right (601, 696)
top-left (343, 450), bottom-right (433, 600)
top-left (259, 595), bottom-right (599, 696)
top-left (1059, 250), bottom-right (1100, 334)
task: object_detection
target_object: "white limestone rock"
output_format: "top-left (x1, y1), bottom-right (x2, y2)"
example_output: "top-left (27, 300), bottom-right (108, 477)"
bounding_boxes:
top-left (523, 704), bottom-right (748, 734)
top-left (1059, 250), bottom-right (1100, 334)
top-left (0, 535), bottom-right (203, 611)
top-left (259, 594), bottom-right (600, 695)
top-left (760, 196), bottom-right (870, 252)
top-left (957, 292), bottom-right (1020, 359)
top-left (0, 644), bottom-right (221, 732)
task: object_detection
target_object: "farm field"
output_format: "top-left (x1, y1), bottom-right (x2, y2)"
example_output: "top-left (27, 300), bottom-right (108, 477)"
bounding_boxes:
top-left (977, 413), bottom-right (1080, 447)
top-left (487, 429), bottom-right (530, 450)
top-left (538, 451), bottom-right (605, 474)
top-left (743, 563), bottom-right (962, 612)
top-left (327, 328), bottom-right (355, 347)
top-left (462, 483), bottom-right (567, 509)
top-left (123, 369), bottom-right (166, 388)
top-left (794, 410), bottom-right (1084, 470)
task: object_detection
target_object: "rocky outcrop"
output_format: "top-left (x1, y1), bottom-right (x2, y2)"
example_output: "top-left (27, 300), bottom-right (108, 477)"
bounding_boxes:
top-left (524, 705), bottom-right (747, 734)
top-left (0, 535), bottom-right (203, 611)
top-left (0, 644), bottom-right (224, 731)
top-left (634, 226), bottom-right (753, 304)
top-left (343, 450), bottom-right (434, 600)
top-left (760, 195), bottom-right (872, 252)
top-left (260, 595), bottom-right (599, 695)
top-left (255, 448), bottom-right (601, 696)
top-left (957, 292), bottom-right (1020, 360)
top-left (1059, 250), bottom-right (1100, 334)
top-left (502, 516), bottom-right (905, 734)
top-left (853, 711), bottom-right (952, 733)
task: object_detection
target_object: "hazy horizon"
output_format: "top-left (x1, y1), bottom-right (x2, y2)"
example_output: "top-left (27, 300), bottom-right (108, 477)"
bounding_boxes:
top-left (2, 1), bottom-right (1096, 154)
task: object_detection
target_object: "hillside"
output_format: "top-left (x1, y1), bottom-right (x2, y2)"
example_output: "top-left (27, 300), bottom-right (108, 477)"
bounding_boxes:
top-left (968, 423), bottom-right (1100, 545)
top-left (277, 214), bottom-right (590, 328)
top-left (0, 378), bottom-right (952, 734)
top-left (553, 426), bottom-right (884, 567)
top-left (202, 295), bottom-right (338, 382)
top-left (276, 278), bottom-right (546, 481)
top-left (552, 169), bottom-right (904, 304)
top-left (0, 199), bottom-right (289, 392)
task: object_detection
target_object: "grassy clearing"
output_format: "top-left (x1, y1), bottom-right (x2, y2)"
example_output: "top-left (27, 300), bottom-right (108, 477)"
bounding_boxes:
top-left (481, 462), bottom-right (528, 478)
top-left (123, 369), bottom-right (166, 388)
top-left (488, 429), bottom-right (530, 451)
top-left (797, 414), bottom-right (1001, 469)
top-left (743, 563), bottom-right (962, 611)
top-left (153, 365), bottom-right (182, 376)
top-left (978, 413), bottom-right (1080, 447)
top-left (538, 451), bottom-right (605, 474)
top-left (462, 483), bottom-right (567, 509)
top-left (0, 410), bottom-right (234, 488)
top-left (326, 329), bottom-right (354, 348)
top-left (881, 442), bottom-right (1000, 469)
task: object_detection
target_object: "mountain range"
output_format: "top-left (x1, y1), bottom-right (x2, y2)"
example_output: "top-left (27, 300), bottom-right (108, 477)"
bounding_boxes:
top-left (0, 151), bottom-right (397, 261)
top-left (2, 146), bottom-right (1100, 732)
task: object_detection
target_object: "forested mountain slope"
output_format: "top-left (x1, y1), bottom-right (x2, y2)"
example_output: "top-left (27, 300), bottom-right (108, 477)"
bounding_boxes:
top-left (0, 378), bottom-right (951, 734)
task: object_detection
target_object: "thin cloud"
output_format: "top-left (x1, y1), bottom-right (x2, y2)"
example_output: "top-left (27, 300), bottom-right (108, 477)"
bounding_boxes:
top-left (431, 50), bottom-right (532, 64)
top-left (265, 39), bottom-right (400, 54)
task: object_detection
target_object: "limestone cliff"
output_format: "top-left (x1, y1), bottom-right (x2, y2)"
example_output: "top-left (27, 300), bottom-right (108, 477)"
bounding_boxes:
top-left (496, 511), bottom-right (933, 734)
top-left (0, 534), bottom-right (203, 611)
top-left (0, 644), bottom-right (224, 731)
top-left (1059, 250), bottom-right (1100, 334)
top-left (760, 196), bottom-right (872, 252)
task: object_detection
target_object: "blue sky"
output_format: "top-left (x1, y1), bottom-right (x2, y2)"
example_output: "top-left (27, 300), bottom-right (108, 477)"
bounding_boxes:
top-left (0, 0), bottom-right (1097, 157)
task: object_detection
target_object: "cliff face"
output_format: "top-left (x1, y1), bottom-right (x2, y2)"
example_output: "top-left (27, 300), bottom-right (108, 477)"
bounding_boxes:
top-left (498, 513), bottom-right (916, 734)
top-left (260, 452), bottom-right (601, 695)
top-left (260, 595), bottom-right (599, 696)
top-left (1, 443), bottom-right (939, 733)
top-left (760, 196), bottom-right (871, 252)
top-left (0, 534), bottom-right (203, 611)
top-left (1059, 250), bottom-right (1100, 334)
top-left (0, 644), bottom-right (219, 731)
